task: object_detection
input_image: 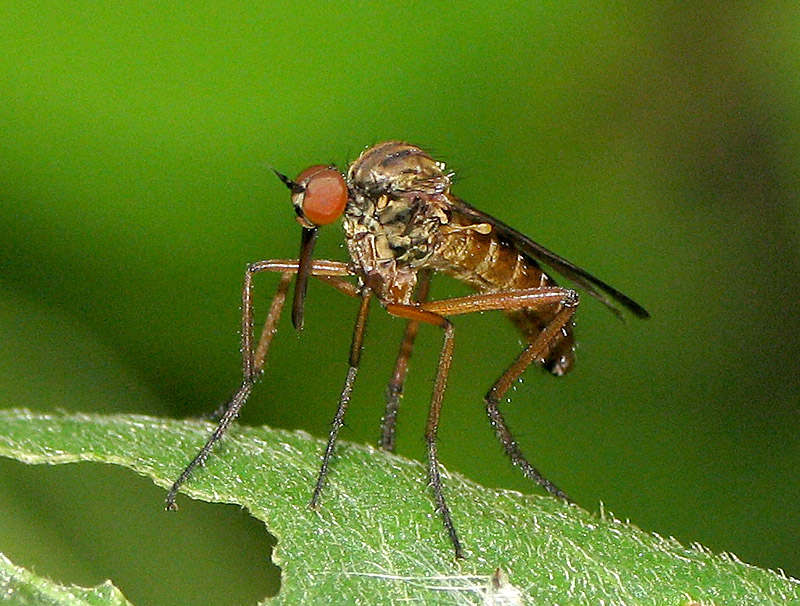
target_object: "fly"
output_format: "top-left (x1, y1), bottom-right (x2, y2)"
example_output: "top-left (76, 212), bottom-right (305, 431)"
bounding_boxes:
top-left (165, 141), bottom-right (649, 559)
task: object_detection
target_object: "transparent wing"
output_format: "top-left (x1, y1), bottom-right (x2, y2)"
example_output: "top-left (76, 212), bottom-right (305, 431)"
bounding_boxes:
top-left (449, 197), bottom-right (649, 320)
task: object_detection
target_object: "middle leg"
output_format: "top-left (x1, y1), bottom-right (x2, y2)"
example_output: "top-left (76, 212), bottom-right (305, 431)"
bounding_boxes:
top-left (379, 269), bottom-right (432, 452)
top-left (385, 302), bottom-right (461, 559)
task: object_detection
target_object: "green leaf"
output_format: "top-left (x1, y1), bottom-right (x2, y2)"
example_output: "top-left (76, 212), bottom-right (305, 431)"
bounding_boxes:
top-left (0, 409), bottom-right (797, 606)
top-left (0, 552), bottom-right (133, 606)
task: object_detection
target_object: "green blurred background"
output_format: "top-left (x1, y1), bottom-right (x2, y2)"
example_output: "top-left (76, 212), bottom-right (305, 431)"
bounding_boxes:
top-left (1, 2), bottom-right (798, 604)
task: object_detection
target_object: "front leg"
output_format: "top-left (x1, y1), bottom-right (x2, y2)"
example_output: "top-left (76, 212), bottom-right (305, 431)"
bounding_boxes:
top-left (310, 291), bottom-right (372, 508)
top-left (165, 259), bottom-right (354, 510)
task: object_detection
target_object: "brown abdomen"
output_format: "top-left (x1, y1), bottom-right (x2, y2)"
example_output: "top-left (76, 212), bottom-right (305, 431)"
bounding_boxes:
top-left (434, 227), bottom-right (576, 376)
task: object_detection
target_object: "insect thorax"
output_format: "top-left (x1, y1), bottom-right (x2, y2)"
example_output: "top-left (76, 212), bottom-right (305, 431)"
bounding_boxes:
top-left (343, 189), bottom-right (449, 302)
top-left (343, 141), bottom-right (453, 302)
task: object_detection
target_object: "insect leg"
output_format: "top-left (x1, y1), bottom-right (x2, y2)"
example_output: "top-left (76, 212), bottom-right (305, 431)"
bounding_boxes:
top-left (252, 272), bottom-right (358, 377)
top-left (420, 287), bottom-right (578, 500)
top-left (310, 291), bottom-right (371, 508)
top-left (379, 269), bottom-right (432, 452)
top-left (165, 259), bottom-right (354, 510)
top-left (484, 311), bottom-right (575, 500)
top-left (385, 303), bottom-right (462, 559)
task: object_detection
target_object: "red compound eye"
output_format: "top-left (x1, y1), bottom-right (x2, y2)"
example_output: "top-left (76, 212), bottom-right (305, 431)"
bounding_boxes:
top-left (295, 165), bottom-right (347, 226)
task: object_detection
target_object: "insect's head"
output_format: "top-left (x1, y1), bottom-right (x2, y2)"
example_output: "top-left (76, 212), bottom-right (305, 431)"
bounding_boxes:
top-left (275, 164), bottom-right (348, 229)
top-left (273, 165), bottom-right (348, 331)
